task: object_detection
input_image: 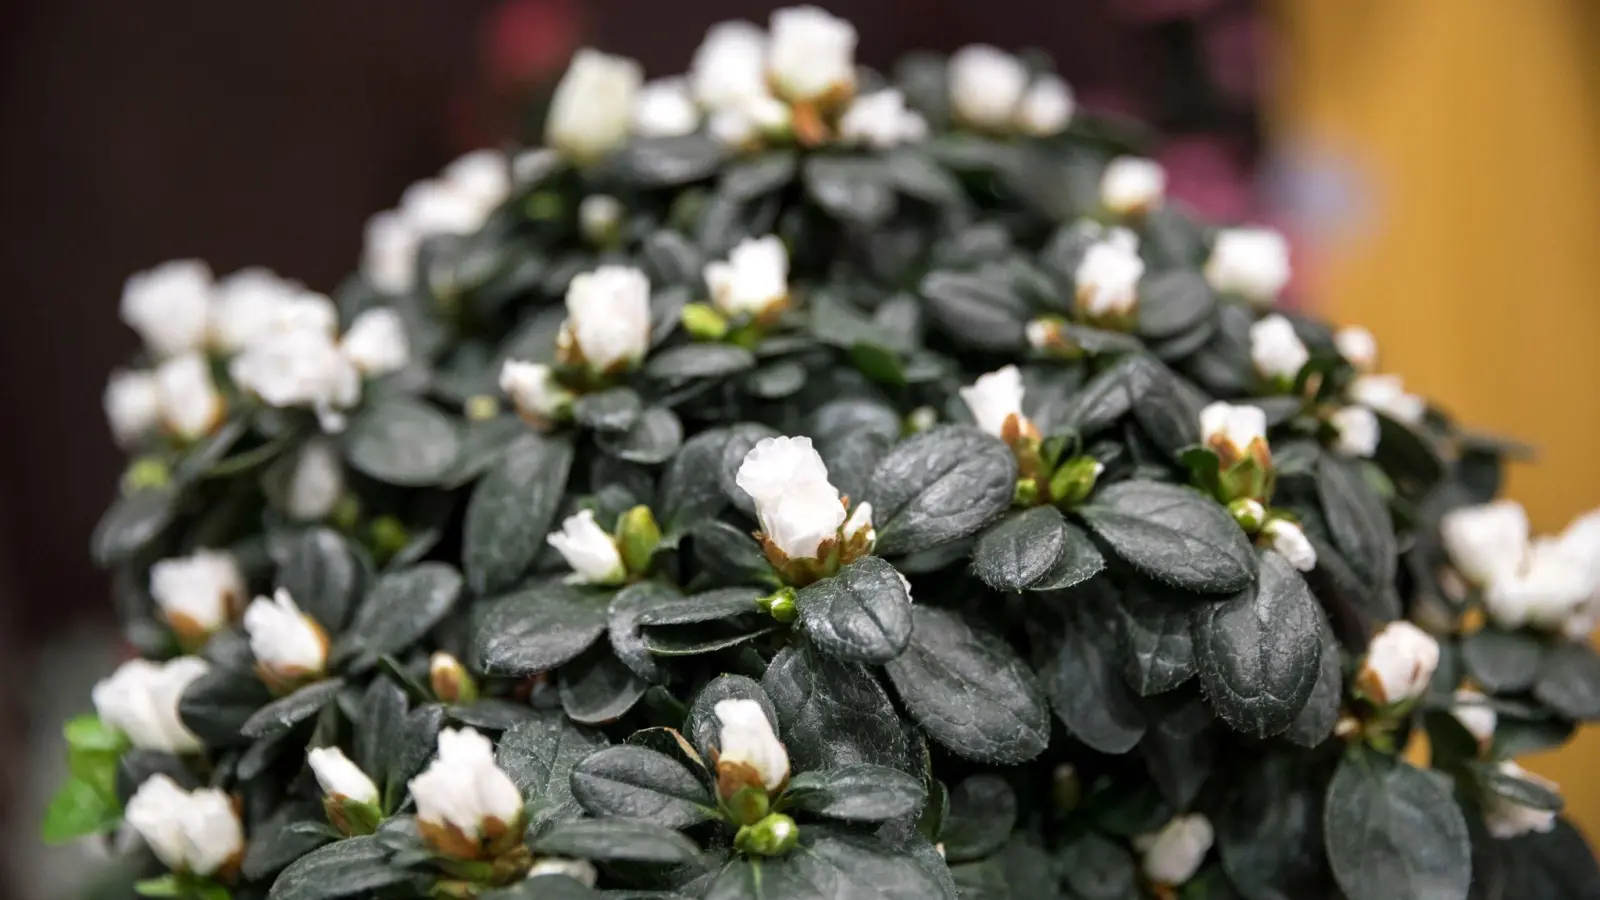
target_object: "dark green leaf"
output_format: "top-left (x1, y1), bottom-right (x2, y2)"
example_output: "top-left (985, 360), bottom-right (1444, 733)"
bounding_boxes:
top-left (1139, 693), bottom-right (1216, 809)
top-left (1112, 580), bottom-right (1197, 696)
top-left (1285, 614), bottom-right (1343, 748)
top-left (1137, 270), bottom-right (1216, 340)
top-left (803, 155), bottom-right (897, 226)
top-left (241, 678), bottom-right (344, 740)
top-left (92, 487), bottom-right (178, 565)
top-left (785, 764), bottom-right (927, 823)
top-left (570, 745), bottom-right (715, 827)
top-left (1317, 455), bottom-right (1397, 595)
top-left (1501, 819), bottom-right (1600, 900)
top-left (918, 270), bottom-right (1028, 351)
top-left (1535, 642), bottom-right (1600, 720)
top-left (243, 804), bottom-right (332, 881)
top-left (559, 646), bottom-right (649, 725)
top-left (1324, 751), bottom-right (1470, 900)
top-left (721, 151), bottom-right (798, 201)
top-left (939, 775), bottom-right (1016, 863)
top-left (971, 506), bottom-right (1069, 592)
top-left (658, 429), bottom-right (731, 534)
top-left (645, 344), bottom-right (756, 383)
top-left (867, 426), bottom-right (1017, 557)
top-left (1031, 521), bottom-right (1107, 590)
top-left (705, 828), bottom-right (953, 900)
top-left (1217, 755), bottom-right (1328, 900)
top-left (598, 407), bottom-right (685, 465)
top-left (573, 387), bottom-right (642, 433)
top-left (1078, 480), bottom-right (1257, 594)
top-left (346, 564), bottom-right (462, 657)
top-left (463, 432), bottom-right (574, 595)
top-left (610, 135), bottom-right (727, 187)
top-left (1463, 628), bottom-right (1546, 693)
top-left (608, 582), bottom-right (682, 683)
top-left (267, 836), bottom-right (411, 900)
top-left (1039, 588), bottom-right (1148, 752)
top-left (795, 556), bottom-right (914, 664)
top-left (496, 712), bottom-right (609, 829)
top-left (276, 529), bottom-right (365, 634)
top-left (1478, 761), bottom-right (1563, 812)
top-left (180, 666), bottom-right (274, 748)
top-left (472, 583), bottom-right (610, 677)
top-left (762, 646), bottom-right (912, 775)
top-left (1057, 830), bottom-right (1139, 900)
top-left (689, 519), bottom-right (774, 584)
top-left (532, 817), bottom-right (704, 864)
top-left (342, 398), bottom-right (460, 486)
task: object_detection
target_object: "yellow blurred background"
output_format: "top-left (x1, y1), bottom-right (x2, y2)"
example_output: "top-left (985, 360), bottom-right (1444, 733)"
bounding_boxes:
top-left (1278, 0), bottom-right (1600, 832)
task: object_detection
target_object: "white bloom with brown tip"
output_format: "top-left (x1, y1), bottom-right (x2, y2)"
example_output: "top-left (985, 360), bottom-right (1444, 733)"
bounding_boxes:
top-left (243, 588), bottom-right (329, 688)
top-left (546, 49), bottom-right (642, 162)
top-left (1356, 621), bottom-right (1440, 705)
top-left (307, 746), bottom-right (379, 806)
top-left (150, 549), bottom-right (244, 642)
top-left (125, 774), bottom-right (243, 878)
top-left (705, 236), bottom-right (789, 318)
top-left (92, 657), bottom-right (209, 754)
top-left (561, 265), bottom-right (652, 373)
top-left (1249, 314), bottom-right (1309, 384)
top-left (714, 699), bottom-right (789, 794)
top-left (1100, 156), bottom-right (1166, 217)
top-left (959, 365), bottom-right (1034, 442)
top-left (155, 353), bottom-right (225, 441)
top-left (499, 361), bottom-right (571, 424)
top-left (766, 6), bottom-right (857, 104)
top-left (409, 727), bottom-right (524, 859)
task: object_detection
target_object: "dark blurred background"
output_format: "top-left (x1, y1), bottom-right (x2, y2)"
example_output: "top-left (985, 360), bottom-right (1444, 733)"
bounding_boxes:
top-left (7, 2), bottom-right (1596, 897)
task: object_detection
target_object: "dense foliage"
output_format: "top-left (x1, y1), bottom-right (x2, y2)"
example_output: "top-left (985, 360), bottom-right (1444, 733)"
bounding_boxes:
top-left (50, 8), bottom-right (1600, 900)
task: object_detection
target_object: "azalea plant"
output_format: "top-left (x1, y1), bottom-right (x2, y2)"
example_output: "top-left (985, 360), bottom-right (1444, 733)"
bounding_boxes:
top-left (47, 6), bottom-right (1600, 900)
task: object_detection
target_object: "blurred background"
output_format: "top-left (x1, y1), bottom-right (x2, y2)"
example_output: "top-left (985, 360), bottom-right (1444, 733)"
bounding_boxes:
top-left (0, 1), bottom-right (1596, 897)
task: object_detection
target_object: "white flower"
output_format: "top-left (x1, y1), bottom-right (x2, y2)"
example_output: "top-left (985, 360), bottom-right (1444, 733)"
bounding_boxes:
top-left (1357, 621), bottom-right (1440, 705)
top-left (714, 698), bottom-right (789, 791)
top-left (1249, 314), bottom-right (1310, 383)
top-left (286, 438), bottom-right (344, 522)
top-left (707, 95), bottom-right (793, 148)
top-left (1349, 374), bottom-right (1426, 425)
top-left (1451, 688), bottom-right (1497, 746)
top-left (705, 236), bottom-right (789, 317)
top-left (735, 436), bottom-right (847, 560)
top-left (548, 510), bottom-right (627, 585)
top-left (92, 657), bottom-right (209, 754)
top-left (547, 49), bottom-right (642, 162)
top-left (562, 265), bottom-right (652, 372)
top-left (1200, 401), bottom-right (1268, 459)
top-left (499, 361), bottom-right (572, 422)
top-left (948, 45), bottom-right (1029, 130)
top-left (307, 746), bottom-right (380, 805)
top-left (1205, 228), bottom-right (1291, 306)
top-left (120, 260), bottom-right (213, 357)
top-left (154, 353), bottom-right (225, 441)
top-left (210, 268), bottom-right (305, 351)
top-left (1483, 762), bottom-right (1559, 839)
top-left (1134, 815), bottom-right (1214, 887)
top-left (1074, 228), bottom-right (1144, 319)
top-left (150, 550), bottom-right (244, 639)
top-left (766, 6), bottom-right (856, 103)
top-left (230, 328), bottom-right (361, 431)
top-left (1016, 75), bottom-right (1074, 136)
top-left (1484, 536), bottom-right (1599, 631)
top-left (1441, 500), bottom-right (1529, 588)
top-left (1334, 325), bottom-right (1378, 371)
top-left (1329, 406), bottom-right (1379, 458)
top-left (1101, 156), bottom-right (1166, 217)
top-left (125, 775), bottom-right (243, 877)
top-left (105, 369), bottom-right (161, 446)
top-left (578, 195), bottom-right (624, 245)
top-left (633, 78), bottom-right (700, 137)
top-left (398, 180), bottom-right (486, 238)
top-left (528, 858), bottom-right (599, 887)
top-left (690, 21), bottom-right (770, 111)
top-left (362, 211), bottom-right (420, 294)
top-left (440, 149), bottom-right (512, 212)
top-left (243, 588), bottom-right (328, 678)
top-left (409, 727), bottom-right (524, 841)
top-left (959, 365), bottom-right (1029, 440)
top-left (340, 308), bottom-right (411, 376)
top-left (1264, 520), bottom-right (1318, 572)
top-left (838, 89), bottom-right (929, 148)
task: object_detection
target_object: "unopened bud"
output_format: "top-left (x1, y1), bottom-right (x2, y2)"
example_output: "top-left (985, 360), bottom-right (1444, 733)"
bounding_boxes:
top-left (1228, 498), bottom-right (1266, 534)
top-left (1052, 764), bottom-right (1081, 812)
top-left (617, 505), bottom-right (663, 576)
top-left (123, 457), bottom-right (171, 494)
top-left (465, 394), bottom-right (501, 422)
top-left (1025, 316), bottom-right (1081, 358)
top-left (330, 495), bottom-right (362, 532)
top-left (906, 406), bottom-right (938, 434)
top-left (430, 652), bottom-right (478, 704)
top-left (682, 302), bottom-right (730, 341)
top-left (1049, 456), bottom-right (1103, 508)
top-left (760, 588), bottom-right (798, 624)
top-left (735, 813), bottom-right (799, 857)
top-left (524, 191), bottom-right (564, 222)
top-left (1013, 477), bottom-right (1040, 508)
top-left (724, 785), bottom-right (770, 827)
top-left (370, 516), bottom-right (409, 562)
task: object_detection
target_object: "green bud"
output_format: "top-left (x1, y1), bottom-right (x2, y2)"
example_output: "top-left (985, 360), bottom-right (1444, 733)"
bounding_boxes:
top-left (330, 495), bottom-right (362, 533)
top-left (464, 394), bottom-right (501, 421)
top-left (1012, 477), bottom-right (1040, 508)
top-left (1217, 455), bottom-right (1273, 506)
top-left (735, 813), bottom-right (799, 857)
top-left (617, 505), bottom-right (663, 576)
top-left (761, 587), bottom-right (798, 624)
top-left (724, 784), bottom-right (770, 827)
top-left (681, 302), bottom-right (730, 341)
top-left (430, 652), bottom-right (478, 704)
top-left (906, 406), bottom-right (938, 434)
top-left (524, 191), bottom-right (564, 222)
top-left (325, 795), bottom-right (382, 837)
top-left (370, 516), bottom-right (409, 562)
top-left (122, 457), bottom-right (171, 494)
top-left (1049, 455), bottom-right (1104, 508)
top-left (1228, 498), bottom-right (1267, 534)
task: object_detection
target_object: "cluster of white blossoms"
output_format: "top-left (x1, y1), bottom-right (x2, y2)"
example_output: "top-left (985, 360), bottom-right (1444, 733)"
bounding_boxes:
top-left (362, 149), bottom-right (514, 294)
top-left (107, 258), bottom-right (413, 448)
top-left (1441, 500), bottom-right (1600, 637)
top-left (1331, 324), bottom-right (1427, 429)
top-left (124, 775), bottom-right (245, 879)
top-left (736, 436), bottom-right (873, 567)
top-left (947, 44), bottom-right (1075, 136)
top-left (1198, 401), bottom-right (1318, 571)
top-left (1134, 814), bottom-right (1214, 888)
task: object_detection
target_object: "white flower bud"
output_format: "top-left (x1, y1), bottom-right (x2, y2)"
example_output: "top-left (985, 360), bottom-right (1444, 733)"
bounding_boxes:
top-left (690, 21), bottom-right (770, 111)
top-left (307, 746), bottom-right (380, 805)
top-left (959, 365), bottom-right (1030, 440)
top-left (548, 510), bottom-right (627, 585)
top-left (1100, 156), bottom-right (1166, 217)
top-left (714, 699), bottom-right (789, 792)
top-left (547, 49), bottom-right (642, 162)
top-left (578, 195), bottom-right (624, 246)
top-left (1074, 228), bottom-right (1144, 319)
top-left (633, 78), bottom-right (701, 138)
top-left (286, 437), bottom-right (345, 522)
top-left (499, 360), bottom-right (572, 422)
top-left (105, 369), bottom-right (162, 446)
top-left (1440, 500), bottom-right (1529, 588)
top-left (1200, 401), bottom-right (1268, 460)
top-left (398, 179), bottom-right (486, 237)
top-left (210, 268), bottom-right (308, 352)
top-left (1016, 75), bottom-right (1074, 136)
top-left (528, 858), bottom-right (599, 887)
top-left (92, 657), bottom-right (209, 754)
top-left (838, 89), bottom-right (929, 149)
top-left (230, 329), bottom-right (361, 432)
top-left (735, 436), bottom-right (847, 560)
top-left (1249, 314), bottom-right (1310, 383)
top-left (125, 775), bottom-right (243, 877)
top-left (1329, 406), bottom-right (1379, 458)
top-left (1357, 621), bottom-right (1440, 705)
top-left (154, 353), bottom-right (225, 441)
top-left (1349, 374), bottom-right (1426, 425)
top-left (362, 211), bottom-right (419, 294)
top-left (340, 308), bottom-right (410, 377)
top-left (1451, 688), bottom-right (1497, 746)
top-left (1134, 814), bottom-right (1214, 887)
top-left (409, 727), bottom-right (524, 842)
top-left (120, 260), bottom-right (213, 358)
top-left (1205, 228), bottom-right (1291, 307)
top-left (1264, 520), bottom-right (1318, 572)
top-left (843, 501), bottom-right (876, 551)
top-left (948, 45), bottom-right (1028, 130)
top-left (150, 550), bottom-right (244, 639)
top-left (706, 236), bottom-right (789, 318)
top-left (1484, 537), bottom-right (1598, 631)
top-left (767, 6), bottom-right (857, 103)
top-left (243, 588), bottom-right (329, 679)
top-left (1483, 762), bottom-right (1559, 839)
top-left (563, 265), bottom-right (652, 372)
top-left (707, 95), bottom-right (793, 148)
top-left (439, 149), bottom-right (512, 213)
top-left (1334, 325), bottom-right (1378, 371)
